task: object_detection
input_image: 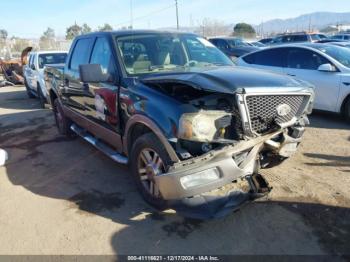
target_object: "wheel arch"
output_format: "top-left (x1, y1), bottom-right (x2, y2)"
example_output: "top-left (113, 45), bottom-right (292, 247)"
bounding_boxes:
top-left (340, 93), bottom-right (350, 116)
top-left (123, 115), bottom-right (180, 163)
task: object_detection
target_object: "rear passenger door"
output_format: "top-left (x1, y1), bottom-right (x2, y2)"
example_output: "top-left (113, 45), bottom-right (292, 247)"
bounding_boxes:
top-left (83, 36), bottom-right (120, 132)
top-left (63, 37), bottom-right (94, 114)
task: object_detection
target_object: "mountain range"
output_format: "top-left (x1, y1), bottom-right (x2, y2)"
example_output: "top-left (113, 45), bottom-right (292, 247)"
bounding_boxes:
top-left (257, 12), bottom-right (350, 34)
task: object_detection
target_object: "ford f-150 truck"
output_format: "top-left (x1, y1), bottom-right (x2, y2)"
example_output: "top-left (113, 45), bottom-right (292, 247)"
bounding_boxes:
top-left (45, 30), bottom-right (314, 219)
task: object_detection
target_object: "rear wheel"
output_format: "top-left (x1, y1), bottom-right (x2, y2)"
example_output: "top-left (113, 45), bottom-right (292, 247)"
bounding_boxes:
top-left (53, 99), bottom-right (73, 137)
top-left (25, 79), bottom-right (35, 99)
top-left (343, 98), bottom-right (350, 122)
top-left (130, 133), bottom-right (171, 210)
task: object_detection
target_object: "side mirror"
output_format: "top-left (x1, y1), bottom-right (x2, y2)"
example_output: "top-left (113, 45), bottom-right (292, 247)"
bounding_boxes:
top-left (30, 64), bottom-right (36, 70)
top-left (79, 64), bottom-right (108, 83)
top-left (318, 63), bottom-right (337, 72)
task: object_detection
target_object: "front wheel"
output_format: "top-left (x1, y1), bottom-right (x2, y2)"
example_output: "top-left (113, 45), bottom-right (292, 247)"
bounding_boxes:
top-left (343, 98), bottom-right (350, 122)
top-left (130, 133), bottom-right (172, 210)
top-left (53, 99), bottom-right (74, 137)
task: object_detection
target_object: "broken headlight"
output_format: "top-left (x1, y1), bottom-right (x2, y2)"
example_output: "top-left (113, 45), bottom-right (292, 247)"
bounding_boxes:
top-left (178, 111), bottom-right (232, 142)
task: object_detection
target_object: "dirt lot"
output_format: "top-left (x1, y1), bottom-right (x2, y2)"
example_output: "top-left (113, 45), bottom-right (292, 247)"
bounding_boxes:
top-left (0, 85), bottom-right (349, 256)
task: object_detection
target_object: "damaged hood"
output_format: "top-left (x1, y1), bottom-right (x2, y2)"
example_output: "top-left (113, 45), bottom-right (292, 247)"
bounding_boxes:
top-left (140, 66), bottom-right (309, 94)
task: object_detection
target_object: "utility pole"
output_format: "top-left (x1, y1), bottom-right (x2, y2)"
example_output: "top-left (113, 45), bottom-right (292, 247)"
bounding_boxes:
top-left (175, 0), bottom-right (179, 30)
top-left (130, 0), bottom-right (133, 29)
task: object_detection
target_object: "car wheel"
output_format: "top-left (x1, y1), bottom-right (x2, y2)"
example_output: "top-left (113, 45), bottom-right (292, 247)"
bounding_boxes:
top-left (25, 80), bottom-right (35, 99)
top-left (130, 133), bottom-right (171, 210)
top-left (343, 98), bottom-right (350, 122)
top-left (53, 99), bottom-right (73, 137)
top-left (37, 84), bottom-right (46, 109)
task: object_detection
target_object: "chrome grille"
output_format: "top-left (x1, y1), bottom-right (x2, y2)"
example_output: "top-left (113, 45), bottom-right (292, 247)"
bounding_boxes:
top-left (245, 95), bottom-right (309, 134)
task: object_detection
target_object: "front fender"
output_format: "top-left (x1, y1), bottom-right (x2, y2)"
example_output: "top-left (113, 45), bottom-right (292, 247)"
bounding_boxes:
top-left (123, 114), bottom-right (180, 163)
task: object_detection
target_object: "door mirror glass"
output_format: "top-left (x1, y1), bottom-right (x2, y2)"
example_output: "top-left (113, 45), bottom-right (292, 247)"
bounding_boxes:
top-left (318, 63), bottom-right (336, 72)
top-left (79, 64), bottom-right (108, 83)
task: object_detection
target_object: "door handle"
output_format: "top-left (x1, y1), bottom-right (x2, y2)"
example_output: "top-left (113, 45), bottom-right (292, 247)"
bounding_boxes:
top-left (287, 73), bottom-right (296, 77)
top-left (343, 82), bottom-right (350, 86)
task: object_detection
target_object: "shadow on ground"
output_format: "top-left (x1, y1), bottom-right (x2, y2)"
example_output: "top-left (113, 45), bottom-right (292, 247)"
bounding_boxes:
top-left (304, 153), bottom-right (350, 169)
top-left (309, 111), bottom-right (350, 130)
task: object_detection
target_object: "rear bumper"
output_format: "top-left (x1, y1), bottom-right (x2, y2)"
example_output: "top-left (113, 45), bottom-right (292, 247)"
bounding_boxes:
top-left (155, 130), bottom-right (301, 201)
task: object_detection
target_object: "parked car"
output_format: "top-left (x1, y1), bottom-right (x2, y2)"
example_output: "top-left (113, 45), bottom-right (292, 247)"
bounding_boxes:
top-left (246, 41), bottom-right (266, 48)
top-left (271, 32), bottom-right (323, 45)
top-left (237, 43), bottom-right (350, 120)
top-left (45, 30), bottom-right (314, 219)
top-left (329, 34), bottom-right (350, 41)
top-left (209, 37), bottom-right (259, 61)
top-left (259, 38), bottom-right (274, 44)
top-left (24, 51), bottom-right (67, 107)
top-left (317, 39), bottom-right (348, 44)
top-left (327, 41), bottom-right (350, 49)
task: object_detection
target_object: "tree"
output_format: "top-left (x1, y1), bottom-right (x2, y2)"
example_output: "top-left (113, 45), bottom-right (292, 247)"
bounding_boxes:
top-left (98, 23), bottom-right (113, 32)
top-left (233, 23), bottom-right (256, 37)
top-left (40, 27), bottom-right (56, 50)
top-left (11, 37), bottom-right (30, 53)
top-left (66, 24), bottom-right (82, 40)
top-left (82, 23), bottom-right (92, 34)
top-left (197, 18), bottom-right (230, 37)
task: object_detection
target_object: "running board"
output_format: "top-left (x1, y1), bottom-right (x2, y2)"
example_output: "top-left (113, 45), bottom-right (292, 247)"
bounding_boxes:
top-left (70, 124), bottom-right (128, 165)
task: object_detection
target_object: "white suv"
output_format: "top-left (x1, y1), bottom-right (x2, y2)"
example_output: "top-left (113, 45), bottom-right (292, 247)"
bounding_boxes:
top-left (24, 51), bottom-right (67, 107)
top-left (237, 43), bottom-right (350, 120)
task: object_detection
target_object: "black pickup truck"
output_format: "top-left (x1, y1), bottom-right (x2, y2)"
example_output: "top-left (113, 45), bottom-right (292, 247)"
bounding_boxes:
top-left (45, 30), bottom-right (314, 219)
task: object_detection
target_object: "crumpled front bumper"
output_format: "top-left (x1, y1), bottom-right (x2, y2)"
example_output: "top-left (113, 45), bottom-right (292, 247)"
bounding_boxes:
top-left (155, 130), bottom-right (302, 219)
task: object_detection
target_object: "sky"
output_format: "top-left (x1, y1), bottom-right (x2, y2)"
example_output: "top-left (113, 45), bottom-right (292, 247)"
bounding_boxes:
top-left (1, 0), bottom-right (350, 38)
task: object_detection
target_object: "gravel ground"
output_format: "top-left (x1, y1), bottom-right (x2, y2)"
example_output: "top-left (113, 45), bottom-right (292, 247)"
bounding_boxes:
top-left (0, 85), bottom-right (349, 256)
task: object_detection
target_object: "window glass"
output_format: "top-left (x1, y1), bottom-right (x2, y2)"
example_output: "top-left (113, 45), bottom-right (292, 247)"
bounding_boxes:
top-left (226, 38), bottom-right (250, 47)
top-left (38, 53), bottom-right (67, 69)
top-left (333, 35), bottom-right (343, 40)
top-left (287, 48), bottom-right (328, 70)
top-left (69, 38), bottom-right (94, 71)
top-left (28, 54), bottom-right (34, 67)
top-left (215, 39), bottom-right (228, 50)
top-left (243, 48), bottom-right (286, 67)
top-left (90, 37), bottom-right (115, 81)
top-left (314, 45), bottom-right (350, 68)
top-left (116, 34), bottom-right (232, 75)
top-left (344, 35), bottom-right (350, 40)
top-left (292, 35), bottom-right (308, 42)
top-left (310, 34), bottom-right (321, 41)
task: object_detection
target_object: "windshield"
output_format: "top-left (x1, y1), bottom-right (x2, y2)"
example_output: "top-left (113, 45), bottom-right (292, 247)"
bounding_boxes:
top-left (116, 34), bottom-right (233, 75)
top-left (314, 45), bottom-right (350, 68)
top-left (38, 53), bottom-right (67, 69)
top-left (226, 38), bottom-right (250, 48)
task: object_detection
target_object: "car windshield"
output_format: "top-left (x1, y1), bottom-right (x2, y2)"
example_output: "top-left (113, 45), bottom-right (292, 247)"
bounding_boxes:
top-left (38, 53), bottom-right (67, 69)
top-left (116, 33), bottom-right (233, 75)
top-left (314, 45), bottom-right (350, 68)
top-left (226, 38), bottom-right (250, 47)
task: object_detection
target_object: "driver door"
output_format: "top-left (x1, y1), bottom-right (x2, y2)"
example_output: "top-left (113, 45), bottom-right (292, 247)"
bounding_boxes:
top-left (284, 47), bottom-right (341, 112)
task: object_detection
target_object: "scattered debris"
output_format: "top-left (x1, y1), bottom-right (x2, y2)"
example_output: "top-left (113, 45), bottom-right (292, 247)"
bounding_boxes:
top-left (0, 46), bottom-right (32, 85)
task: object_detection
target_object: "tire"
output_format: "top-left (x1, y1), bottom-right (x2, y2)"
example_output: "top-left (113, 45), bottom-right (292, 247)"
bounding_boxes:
top-left (343, 98), bottom-right (350, 122)
top-left (53, 99), bottom-right (74, 137)
top-left (24, 79), bottom-right (35, 99)
top-left (130, 133), bottom-right (172, 210)
top-left (37, 84), bottom-right (46, 109)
